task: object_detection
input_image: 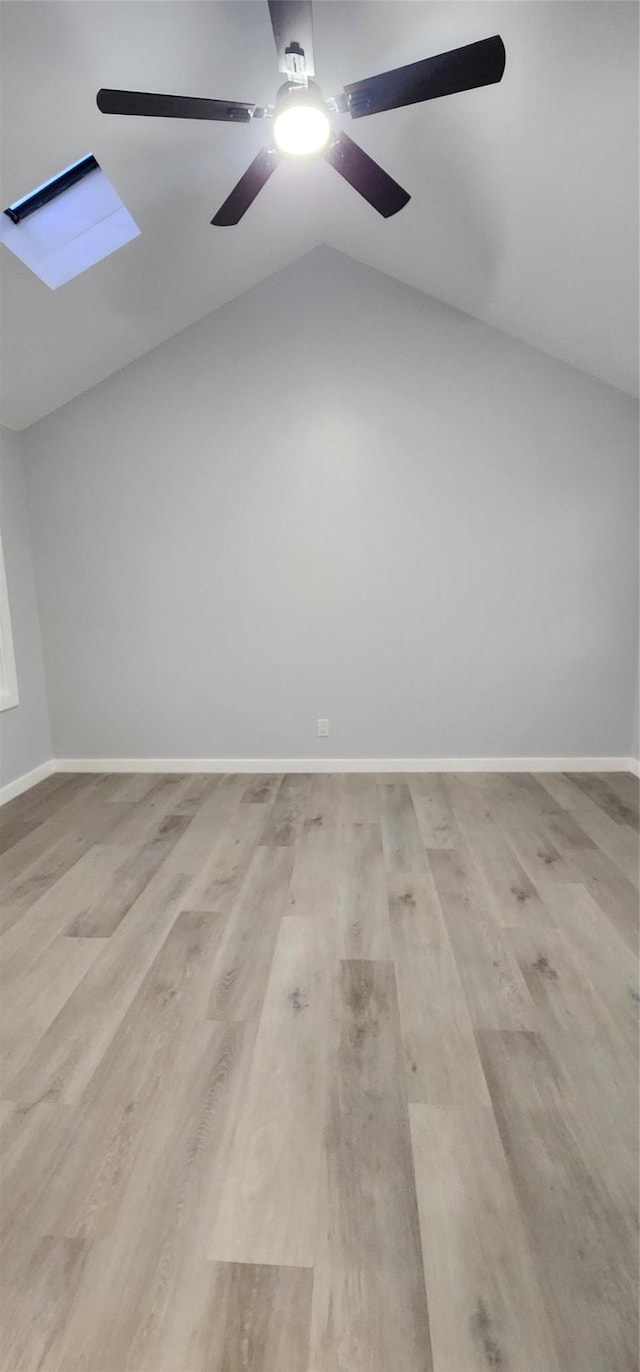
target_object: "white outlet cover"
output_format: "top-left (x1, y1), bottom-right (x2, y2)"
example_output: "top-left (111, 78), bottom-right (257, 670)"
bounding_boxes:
top-left (317, 719), bottom-right (329, 737)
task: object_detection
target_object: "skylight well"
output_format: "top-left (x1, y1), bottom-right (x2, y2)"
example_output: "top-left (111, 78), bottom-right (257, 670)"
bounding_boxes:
top-left (0, 154), bottom-right (140, 288)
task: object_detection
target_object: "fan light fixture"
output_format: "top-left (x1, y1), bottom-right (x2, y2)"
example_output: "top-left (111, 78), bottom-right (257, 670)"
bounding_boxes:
top-left (273, 103), bottom-right (330, 155)
top-left (273, 81), bottom-right (330, 156)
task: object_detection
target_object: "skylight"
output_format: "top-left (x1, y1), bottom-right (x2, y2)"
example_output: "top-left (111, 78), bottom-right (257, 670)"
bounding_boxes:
top-left (0, 154), bottom-right (140, 289)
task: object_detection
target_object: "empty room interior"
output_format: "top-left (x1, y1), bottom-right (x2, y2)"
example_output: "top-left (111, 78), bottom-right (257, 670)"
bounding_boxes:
top-left (0, 1), bottom-right (639, 1369)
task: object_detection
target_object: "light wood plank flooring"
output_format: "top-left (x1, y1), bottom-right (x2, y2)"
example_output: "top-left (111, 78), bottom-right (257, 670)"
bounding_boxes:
top-left (1, 769), bottom-right (638, 1371)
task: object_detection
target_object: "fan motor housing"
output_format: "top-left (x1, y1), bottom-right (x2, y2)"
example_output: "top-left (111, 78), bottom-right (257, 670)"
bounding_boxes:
top-left (274, 78), bottom-right (327, 116)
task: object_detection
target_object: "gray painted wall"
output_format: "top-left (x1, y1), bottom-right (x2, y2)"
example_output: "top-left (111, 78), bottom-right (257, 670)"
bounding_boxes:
top-left (0, 425), bottom-right (52, 785)
top-left (24, 248), bottom-right (639, 762)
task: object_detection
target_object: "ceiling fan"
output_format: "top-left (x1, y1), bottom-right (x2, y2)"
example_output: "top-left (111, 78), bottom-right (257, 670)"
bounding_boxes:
top-left (96, 0), bottom-right (506, 226)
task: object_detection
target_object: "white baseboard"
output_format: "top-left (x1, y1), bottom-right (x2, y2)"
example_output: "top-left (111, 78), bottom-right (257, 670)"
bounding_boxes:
top-left (53, 756), bottom-right (637, 776)
top-left (2, 756), bottom-right (635, 807)
top-left (0, 759), bottom-right (56, 806)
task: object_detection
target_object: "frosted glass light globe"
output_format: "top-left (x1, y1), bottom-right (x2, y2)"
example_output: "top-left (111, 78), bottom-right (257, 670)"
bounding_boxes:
top-left (273, 104), bottom-right (331, 157)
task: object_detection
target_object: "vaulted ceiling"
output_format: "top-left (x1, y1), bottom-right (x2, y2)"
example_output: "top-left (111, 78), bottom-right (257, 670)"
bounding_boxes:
top-left (1, 1), bottom-right (637, 430)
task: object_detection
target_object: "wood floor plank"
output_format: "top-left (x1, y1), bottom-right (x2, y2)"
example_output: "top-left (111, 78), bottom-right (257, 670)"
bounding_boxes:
top-left (442, 774), bottom-right (495, 822)
top-left (564, 772), bottom-right (639, 826)
top-left (0, 818), bottom-right (126, 933)
top-left (336, 822), bottom-right (392, 960)
top-left (542, 813), bottom-right (639, 953)
top-left (388, 872), bottom-right (492, 1107)
top-left (67, 821), bottom-right (192, 938)
top-left (41, 1018), bottom-right (256, 1372)
top-left (448, 772), bottom-right (562, 834)
top-left (532, 772), bottom-right (639, 884)
top-left (309, 959), bottom-right (433, 1372)
top-left (428, 845), bottom-right (536, 1029)
top-left (593, 771), bottom-right (639, 817)
top-left (0, 1227), bottom-right (89, 1372)
top-left (542, 882), bottom-right (639, 1056)
top-left (169, 772), bottom-right (222, 815)
top-left (542, 806), bottom-right (602, 851)
top-left (171, 796), bottom-right (266, 903)
top-left (103, 772), bottom-right (167, 803)
top-left (407, 774), bottom-right (459, 849)
top-left (505, 922), bottom-right (638, 1213)
top-left (0, 789), bottom-right (134, 906)
top-left (455, 808), bottom-right (555, 929)
top-left (260, 774), bottom-right (312, 846)
top-left (494, 814), bottom-right (584, 888)
top-left (0, 843), bottom-right (135, 988)
top-left (1, 934), bottom-right (106, 1084)
top-left (410, 1102), bottom-right (560, 1372)
top-left (560, 795), bottom-right (639, 887)
top-left (184, 1262), bottom-right (313, 1372)
top-left (242, 773), bottom-right (283, 805)
top-left (4, 910), bottom-right (226, 1245)
top-left (210, 914), bottom-right (334, 1267)
top-left (341, 773), bottom-right (380, 823)
top-left (303, 773), bottom-right (345, 825)
top-left (0, 770), bottom-right (79, 830)
top-left (0, 1099), bottom-right (61, 1201)
top-left (97, 774), bottom-right (198, 847)
top-left (0, 774), bottom-right (98, 855)
top-left (4, 861), bottom-right (192, 1108)
top-left (506, 923), bottom-right (635, 1068)
top-left (191, 809), bottom-right (270, 913)
top-left (206, 845), bottom-right (294, 1022)
top-left (379, 782), bottom-right (428, 873)
top-left (479, 771), bottom-right (565, 821)
top-left (288, 816), bottom-right (341, 921)
top-left (533, 770), bottom-right (597, 810)
top-left (477, 1029), bottom-right (639, 1372)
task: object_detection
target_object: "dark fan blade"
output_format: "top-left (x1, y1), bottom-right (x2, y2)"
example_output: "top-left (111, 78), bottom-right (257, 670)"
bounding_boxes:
top-left (97, 89), bottom-right (259, 122)
top-left (324, 132), bottom-right (410, 218)
top-left (211, 146), bottom-right (280, 225)
top-left (268, 1), bottom-right (315, 76)
top-left (343, 35), bottom-right (505, 118)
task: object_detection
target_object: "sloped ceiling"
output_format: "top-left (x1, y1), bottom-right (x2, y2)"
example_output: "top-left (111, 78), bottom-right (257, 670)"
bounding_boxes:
top-left (0, 0), bottom-right (637, 430)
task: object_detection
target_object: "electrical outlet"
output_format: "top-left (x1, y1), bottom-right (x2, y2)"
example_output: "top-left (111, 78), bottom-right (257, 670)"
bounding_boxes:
top-left (317, 718), bottom-right (329, 737)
